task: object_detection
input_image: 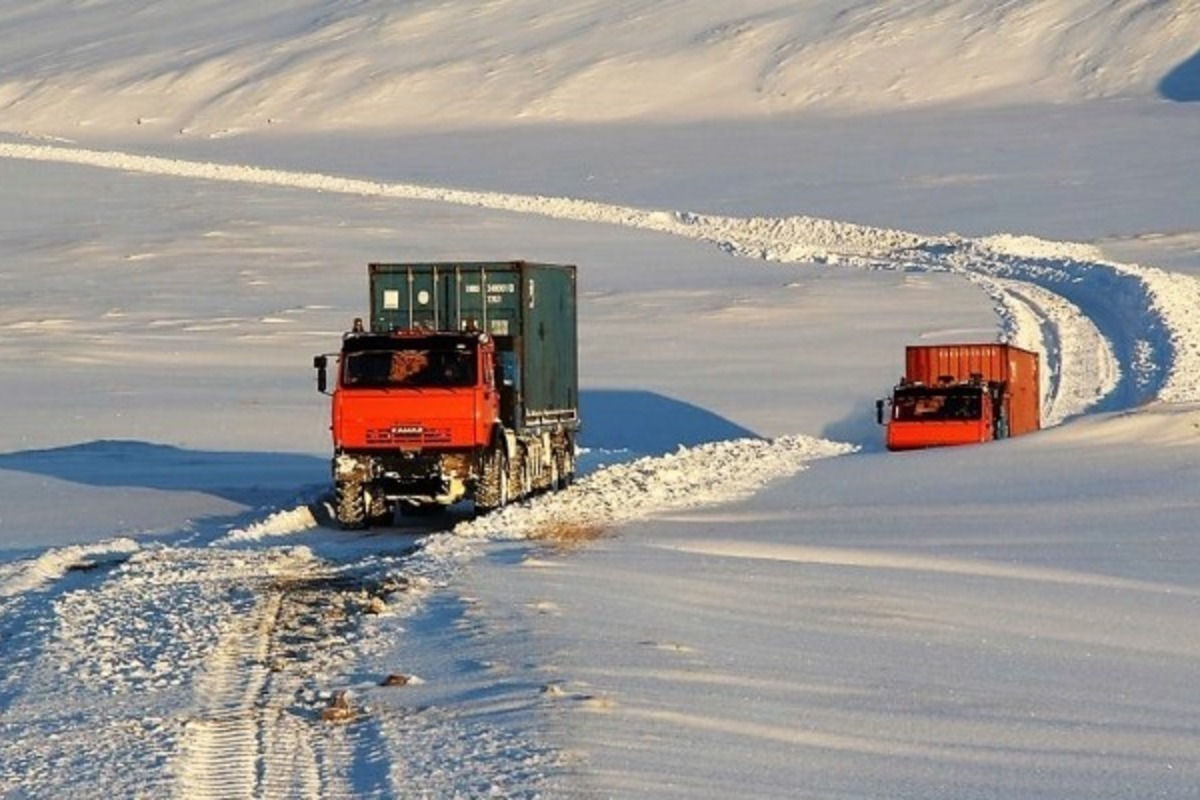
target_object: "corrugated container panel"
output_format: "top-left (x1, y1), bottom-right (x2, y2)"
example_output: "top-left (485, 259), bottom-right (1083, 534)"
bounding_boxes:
top-left (904, 344), bottom-right (1041, 435)
top-left (368, 262), bottom-right (525, 335)
top-left (367, 262), bottom-right (578, 432)
top-left (1004, 347), bottom-right (1040, 436)
top-left (519, 263), bottom-right (578, 424)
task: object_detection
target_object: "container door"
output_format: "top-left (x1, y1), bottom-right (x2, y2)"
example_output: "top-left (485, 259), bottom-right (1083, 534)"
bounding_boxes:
top-left (372, 265), bottom-right (442, 331)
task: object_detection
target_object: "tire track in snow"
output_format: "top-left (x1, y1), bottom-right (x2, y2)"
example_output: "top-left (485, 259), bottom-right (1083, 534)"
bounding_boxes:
top-left (3, 139), bottom-right (1198, 416)
top-left (1, 545), bottom-right (265, 797)
top-left (177, 588), bottom-right (287, 800)
top-left (174, 549), bottom-right (398, 800)
top-left (0, 534), bottom-right (397, 799)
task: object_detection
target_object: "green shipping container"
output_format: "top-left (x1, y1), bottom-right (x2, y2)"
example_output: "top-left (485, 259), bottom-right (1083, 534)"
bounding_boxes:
top-left (367, 261), bottom-right (579, 433)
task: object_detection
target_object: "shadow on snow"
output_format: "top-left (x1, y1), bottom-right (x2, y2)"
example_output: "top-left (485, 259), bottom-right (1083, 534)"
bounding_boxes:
top-left (0, 440), bottom-right (328, 508)
top-left (579, 389), bottom-right (759, 457)
top-left (822, 399), bottom-right (889, 454)
top-left (1160, 47), bottom-right (1200, 102)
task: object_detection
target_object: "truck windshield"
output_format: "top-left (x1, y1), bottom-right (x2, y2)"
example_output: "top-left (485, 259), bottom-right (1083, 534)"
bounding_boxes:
top-left (892, 388), bottom-right (982, 421)
top-left (342, 338), bottom-right (477, 388)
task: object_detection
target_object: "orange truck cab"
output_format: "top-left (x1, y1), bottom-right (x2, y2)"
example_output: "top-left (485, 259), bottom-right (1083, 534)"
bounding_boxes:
top-left (331, 330), bottom-right (499, 453)
top-left (323, 329), bottom-right (501, 507)
top-left (877, 343), bottom-right (1040, 452)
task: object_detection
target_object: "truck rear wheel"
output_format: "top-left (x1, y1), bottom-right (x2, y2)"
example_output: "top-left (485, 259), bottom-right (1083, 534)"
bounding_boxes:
top-left (334, 478), bottom-right (368, 530)
top-left (550, 435), bottom-right (575, 491)
top-left (475, 447), bottom-right (509, 513)
top-left (509, 444), bottom-right (531, 501)
top-left (555, 446), bottom-right (574, 490)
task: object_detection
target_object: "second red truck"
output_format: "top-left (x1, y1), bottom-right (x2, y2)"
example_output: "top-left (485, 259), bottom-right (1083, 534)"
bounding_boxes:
top-left (877, 343), bottom-right (1041, 451)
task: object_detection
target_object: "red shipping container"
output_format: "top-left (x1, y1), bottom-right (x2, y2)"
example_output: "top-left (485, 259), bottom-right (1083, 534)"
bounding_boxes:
top-left (904, 344), bottom-right (1041, 436)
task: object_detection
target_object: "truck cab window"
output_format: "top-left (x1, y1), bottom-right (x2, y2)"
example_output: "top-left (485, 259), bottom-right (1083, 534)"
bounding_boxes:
top-left (343, 346), bottom-right (476, 387)
top-left (943, 394), bottom-right (982, 419)
top-left (893, 390), bottom-right (982, 421)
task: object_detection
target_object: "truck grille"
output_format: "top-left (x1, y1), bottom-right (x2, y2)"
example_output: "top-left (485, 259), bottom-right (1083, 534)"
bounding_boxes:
top-left (365, 426), bottom-right (453, 447)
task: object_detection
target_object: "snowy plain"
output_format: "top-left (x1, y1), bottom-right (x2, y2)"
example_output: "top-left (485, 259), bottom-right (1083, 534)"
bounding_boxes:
top-left (2, 1), bottom-right (1200, 797)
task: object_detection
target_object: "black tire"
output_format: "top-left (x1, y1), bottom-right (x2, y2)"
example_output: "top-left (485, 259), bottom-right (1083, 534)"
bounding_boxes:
top-left (548, 451), bottom-right (561, 492)
top-left (509, 444), bottom-right (530, 501)
top-left (367, 492), bottom-right (393, 527)
top-left (475, 447), bottom-right (509, 513)
top-left (335, 478), bottom-right (368, 530)
top-left (555, 438), bottom-right (576, 490)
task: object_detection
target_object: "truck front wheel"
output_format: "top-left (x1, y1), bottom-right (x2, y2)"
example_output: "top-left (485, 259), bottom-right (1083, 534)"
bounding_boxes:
top-left (334, 478), bottom-right (368, 530)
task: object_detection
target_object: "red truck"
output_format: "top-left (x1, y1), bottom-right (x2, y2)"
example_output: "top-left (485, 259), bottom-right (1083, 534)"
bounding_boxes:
top-left (314, 261), bottom-right (580, 528)
top-left (877, 343), bottom-right (1040, 451)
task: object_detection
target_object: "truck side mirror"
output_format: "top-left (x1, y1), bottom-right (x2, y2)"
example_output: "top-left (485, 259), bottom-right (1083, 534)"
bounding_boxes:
top-left (314, 355), bottom-right (328, 394)
top-left (875, 399), bottom-right (885, 425)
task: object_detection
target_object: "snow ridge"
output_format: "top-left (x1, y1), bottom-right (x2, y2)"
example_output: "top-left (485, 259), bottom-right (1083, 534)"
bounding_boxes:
top-left (458, 434), bottom-right (857, 540)
top-left (0, 537), bottom-right (140, 600)
top-left (221, 505), bottom-right (319, 543)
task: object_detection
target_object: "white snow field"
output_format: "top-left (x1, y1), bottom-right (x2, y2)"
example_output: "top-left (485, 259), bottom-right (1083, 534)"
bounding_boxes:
top-left (2, 1), bottom-right (1200, 798)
